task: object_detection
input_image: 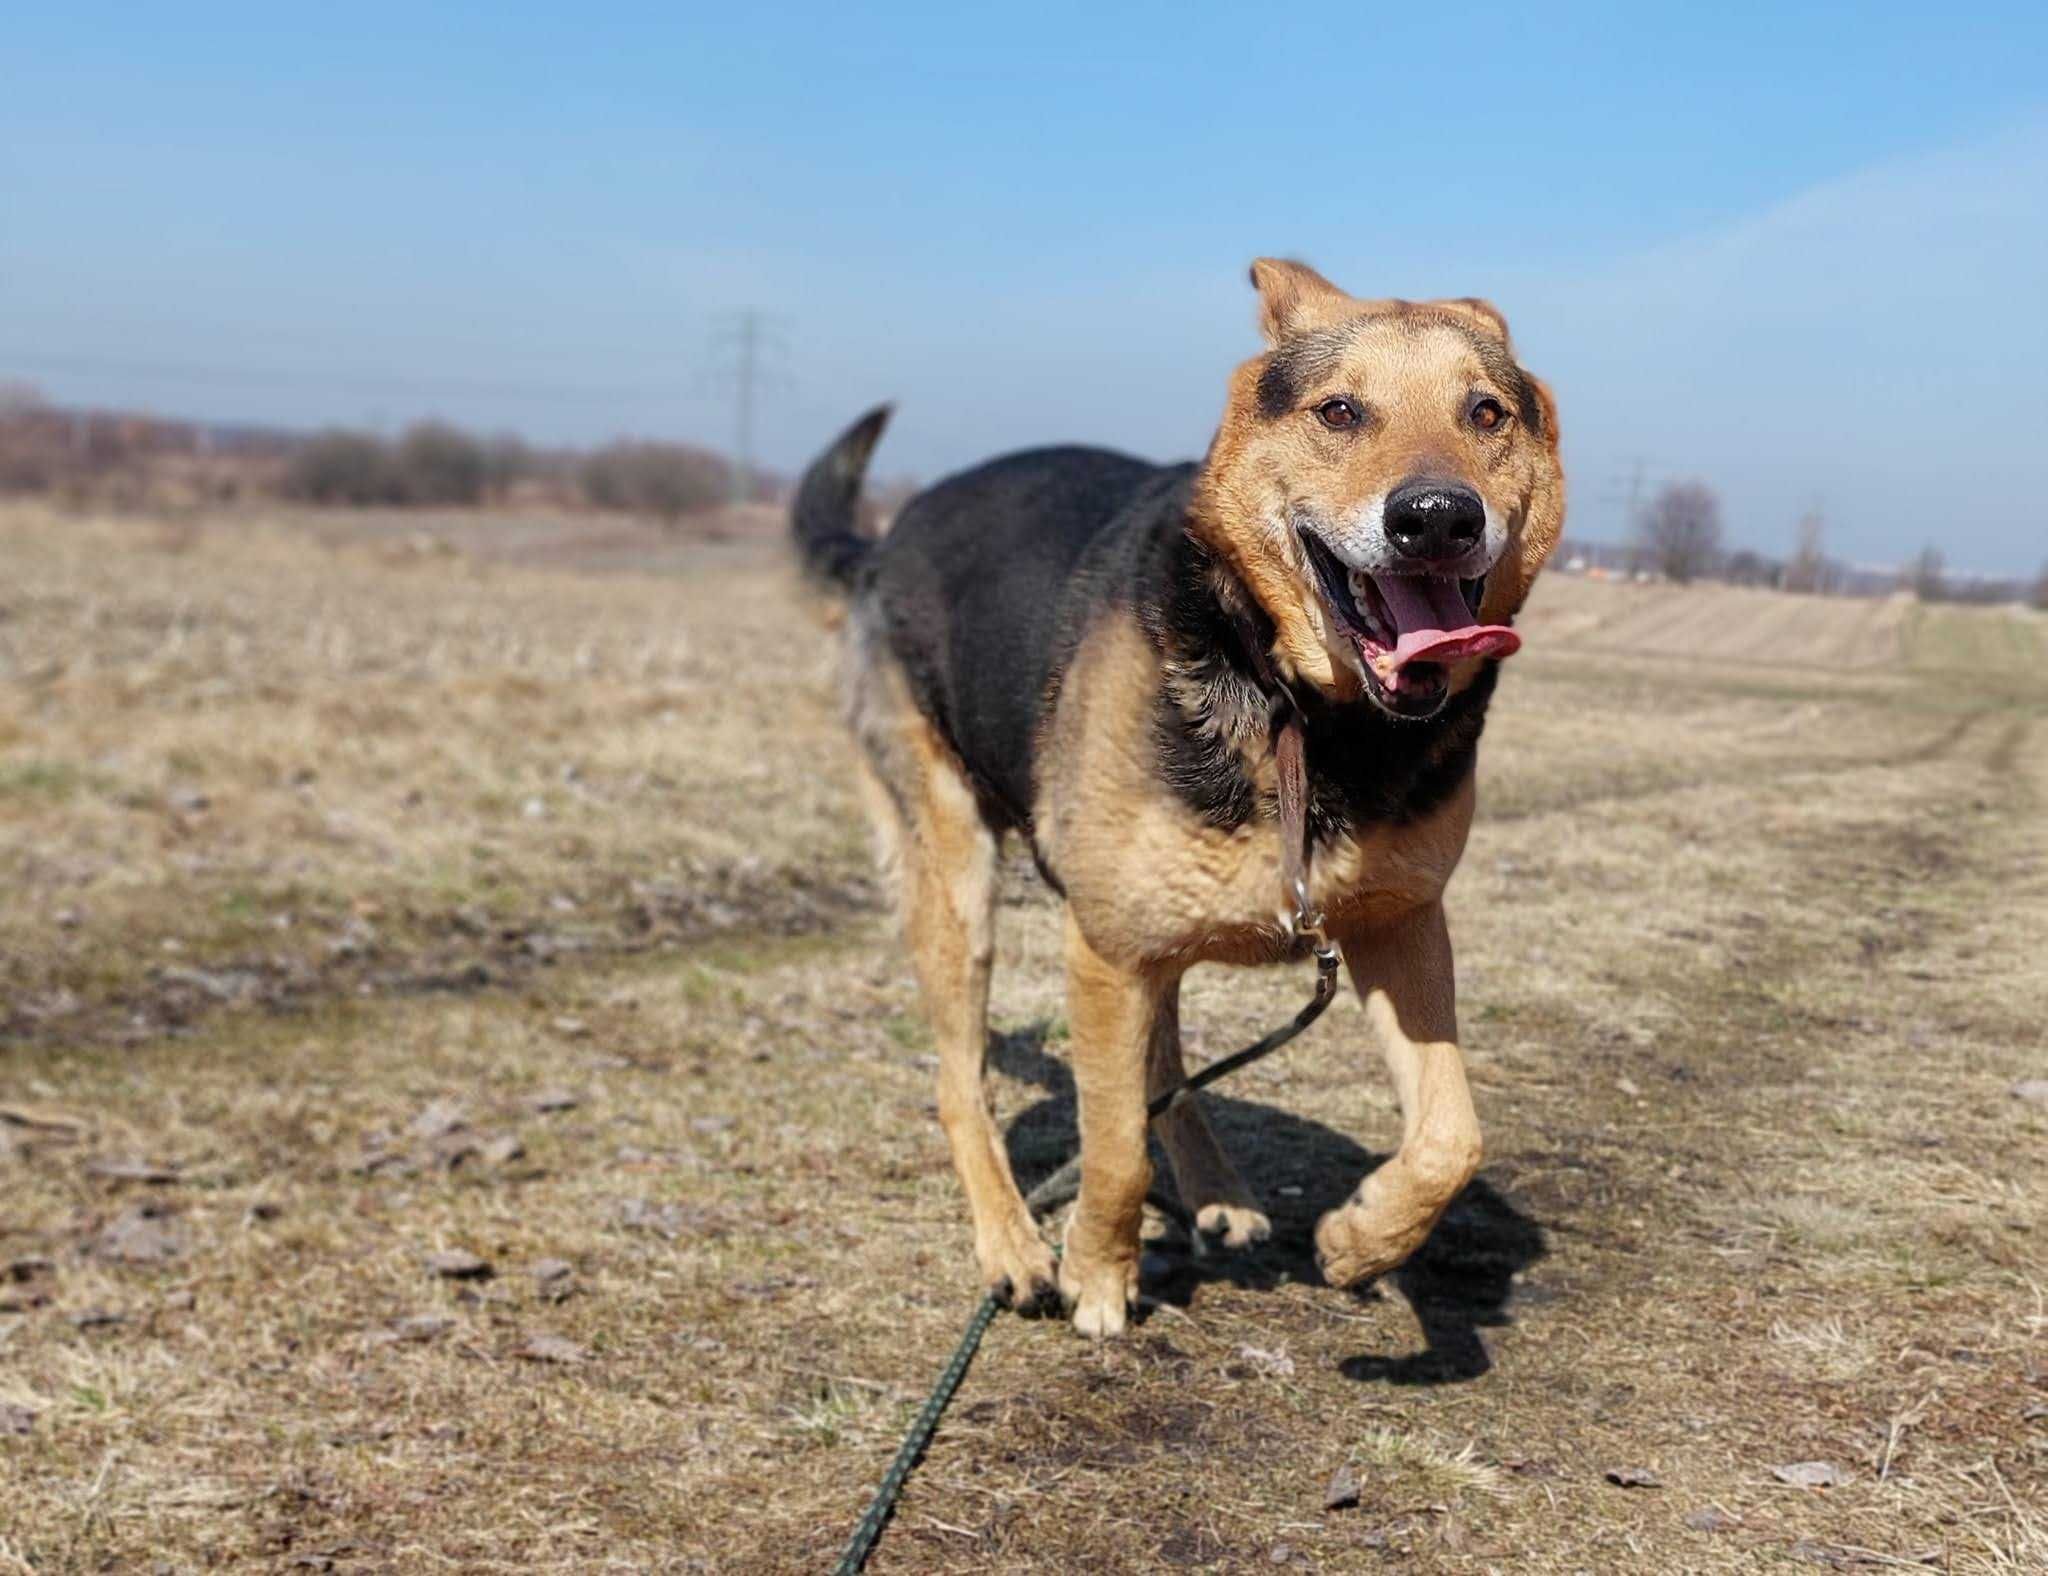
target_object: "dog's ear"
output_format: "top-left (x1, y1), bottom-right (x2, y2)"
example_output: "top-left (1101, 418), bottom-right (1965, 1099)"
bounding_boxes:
top-left (1432, 296), bottom-right (1511, 343)
top-left (1524, 371), bottom-right (1560, 451)
top-left (1480, 368), bottom-right (1565, 625)
top-left (1248, 258), bottom-right (1356, 345)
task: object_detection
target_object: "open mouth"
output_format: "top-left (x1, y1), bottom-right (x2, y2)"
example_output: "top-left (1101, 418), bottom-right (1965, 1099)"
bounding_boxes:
top-left (1297, 527), bottom-right (1522, 719)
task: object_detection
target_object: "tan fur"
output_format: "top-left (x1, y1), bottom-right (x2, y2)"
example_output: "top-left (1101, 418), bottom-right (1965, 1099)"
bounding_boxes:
top-left (847, 647), bottom-right (1059, 1309)
top-left (1198, 261), bottom-right (1565, 698)
top-left (836, 260), bottom-right (1562, 1335)
top-left (1314, 902), bottom-right (1482, 1285)
top-left (1039, 616), bottom-right (1473, 968)
top-left (1057, 912), bottom-right (1162, 1337)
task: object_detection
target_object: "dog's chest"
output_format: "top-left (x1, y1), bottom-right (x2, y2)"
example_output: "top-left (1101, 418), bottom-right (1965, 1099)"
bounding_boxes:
top-left (1036, 632), bottom-right (1471, 964)
top-left (1035, 612), bottom-right (1484, 965)
top-left (1052, 774), bottom-right (1469, 963)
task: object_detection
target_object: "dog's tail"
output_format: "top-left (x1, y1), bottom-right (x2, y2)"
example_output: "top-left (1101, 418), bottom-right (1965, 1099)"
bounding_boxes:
top-left (791, 405), bottom-right (892, 592)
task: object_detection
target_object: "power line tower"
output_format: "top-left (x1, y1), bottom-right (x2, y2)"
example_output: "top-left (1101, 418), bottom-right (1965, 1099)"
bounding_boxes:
top-left (707, 310), bottom-right (791, 505)
top-left (1594, 456), bottom-right (1655, 566)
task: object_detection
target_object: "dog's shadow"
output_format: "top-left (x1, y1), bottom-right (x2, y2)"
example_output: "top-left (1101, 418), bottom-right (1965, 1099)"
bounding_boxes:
top-left (992, 1022), bottom-right (1547, 1385)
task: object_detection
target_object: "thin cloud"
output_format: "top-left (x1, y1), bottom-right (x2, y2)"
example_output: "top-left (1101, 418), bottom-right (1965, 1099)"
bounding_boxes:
top-left (1513, 116), bottom-right (2048, 573)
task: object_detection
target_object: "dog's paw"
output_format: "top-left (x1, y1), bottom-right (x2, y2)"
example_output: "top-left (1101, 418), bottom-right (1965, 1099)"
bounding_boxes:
top-left (1313, 1201), bottom-right (1411, 1290)
top-left (1193, 1202), bottom-right (1272, 1253)
top-left (976, 1218), bottom-right (1060, 1316)
top-left (1058, 1246), bottom-right (1139, 1339)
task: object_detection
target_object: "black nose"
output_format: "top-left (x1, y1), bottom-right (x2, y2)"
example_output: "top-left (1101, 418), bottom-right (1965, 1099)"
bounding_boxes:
top-left (1383, 480), bottom-right (1485, 563)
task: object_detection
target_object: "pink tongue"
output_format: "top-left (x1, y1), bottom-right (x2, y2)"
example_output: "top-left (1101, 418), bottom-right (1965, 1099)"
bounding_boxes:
top-left (1370, 575), bottom-right (1521, 676)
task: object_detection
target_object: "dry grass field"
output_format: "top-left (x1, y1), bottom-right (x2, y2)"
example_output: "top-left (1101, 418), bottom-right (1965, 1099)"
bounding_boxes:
top-left (2, 499), bottom-right (2045, 1573)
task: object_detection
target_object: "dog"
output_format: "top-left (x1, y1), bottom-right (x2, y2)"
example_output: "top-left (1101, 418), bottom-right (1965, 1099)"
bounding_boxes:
top-left (792, 259), bottom-right (1564, 1336)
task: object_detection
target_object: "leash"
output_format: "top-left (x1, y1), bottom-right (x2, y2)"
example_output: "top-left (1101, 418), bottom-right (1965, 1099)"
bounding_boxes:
top-left (832, 657), bottom-right (1338, 1574)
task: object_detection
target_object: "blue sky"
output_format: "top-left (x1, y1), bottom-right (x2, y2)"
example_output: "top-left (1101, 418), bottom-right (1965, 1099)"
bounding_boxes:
top-left (4, 4), bottom-right (2045, 571)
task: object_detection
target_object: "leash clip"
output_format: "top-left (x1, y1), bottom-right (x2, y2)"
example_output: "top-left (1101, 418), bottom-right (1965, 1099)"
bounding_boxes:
top-left (1288, 873), bottom-right (1338, 968)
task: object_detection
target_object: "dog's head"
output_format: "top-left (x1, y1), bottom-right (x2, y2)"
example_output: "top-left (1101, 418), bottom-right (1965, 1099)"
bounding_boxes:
top-left (1195, 259), bottom-right (1564, 719)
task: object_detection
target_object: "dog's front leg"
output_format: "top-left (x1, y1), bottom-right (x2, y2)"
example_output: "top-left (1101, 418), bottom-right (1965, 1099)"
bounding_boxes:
top-left (1058, 911), bottom-right (1164, 1338)
top-left (1315, 900), bottom-right (1482, 1288)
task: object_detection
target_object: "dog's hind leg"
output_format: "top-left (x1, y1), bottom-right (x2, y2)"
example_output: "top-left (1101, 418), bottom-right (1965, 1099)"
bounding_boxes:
top-left (863, 714), bottom-right (1059, 1314)
top-left (1146, 982), bottom-right (1271, 1252)
top-left (1314, 900), bottom-right (1482, 1288)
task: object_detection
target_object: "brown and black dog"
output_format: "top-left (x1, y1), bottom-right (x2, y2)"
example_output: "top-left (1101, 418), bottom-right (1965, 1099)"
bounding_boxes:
top-left (793, 259), bottom-right (1564, 1336)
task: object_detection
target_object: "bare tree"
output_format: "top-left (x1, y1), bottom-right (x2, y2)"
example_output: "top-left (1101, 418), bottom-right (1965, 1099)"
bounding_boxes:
top-left (1784, 507), bottom-right (1828, 594)
top-left (2032, 561), bottom-right (2048, 613)
top-left (393, 421), bottom-right (487, 506)
top-left (1907, 545), bottom-right (1948, 602)
top-left (1634, 480), bottom-right (1724, 584)
top-left (579, 440), bottom-right (730, 525)
top-left (479, 432), bottom-right (532, 503)
top-left (284, 430), bottom-right (398, 505)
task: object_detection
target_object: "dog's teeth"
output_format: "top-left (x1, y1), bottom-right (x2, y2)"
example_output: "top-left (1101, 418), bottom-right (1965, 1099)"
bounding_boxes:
top-left (1345, 569), bottom-right (1388, 643)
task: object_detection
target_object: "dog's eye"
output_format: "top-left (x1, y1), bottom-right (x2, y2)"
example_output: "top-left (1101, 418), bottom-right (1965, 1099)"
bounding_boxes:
top-left (1469, 396), bottom-right (1509, 432)
top-left (1316, 398), bottom-right (1361, 431)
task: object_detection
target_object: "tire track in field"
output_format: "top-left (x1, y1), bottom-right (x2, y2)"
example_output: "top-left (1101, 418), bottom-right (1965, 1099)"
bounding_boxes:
top-left (1485, 706), bottom-right (1991, 825)
top-left (2, 856), bottom-right (884, 1050)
